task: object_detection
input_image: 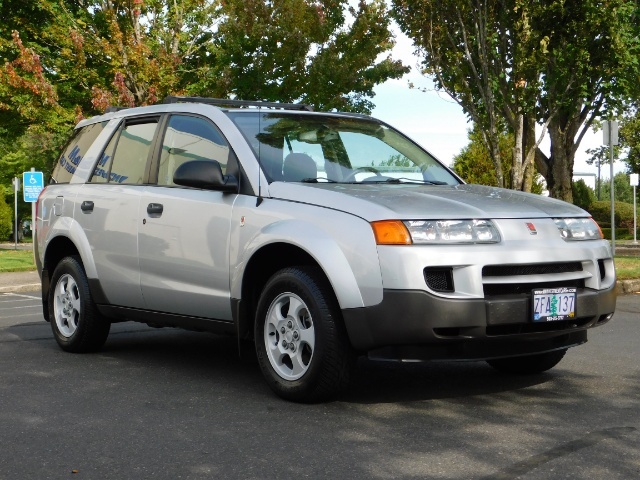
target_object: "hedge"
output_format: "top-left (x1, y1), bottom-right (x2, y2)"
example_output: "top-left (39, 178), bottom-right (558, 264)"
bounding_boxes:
top-left (589, 201), bottom-right (636, 234)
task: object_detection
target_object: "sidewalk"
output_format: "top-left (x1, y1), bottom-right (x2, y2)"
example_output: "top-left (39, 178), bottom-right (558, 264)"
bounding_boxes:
top-left (0, 270), bottom-right (40, 293)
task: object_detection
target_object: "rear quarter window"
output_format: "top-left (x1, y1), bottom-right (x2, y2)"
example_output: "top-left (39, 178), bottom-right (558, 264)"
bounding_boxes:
top-left (51, 122), bottom-right (107, 183)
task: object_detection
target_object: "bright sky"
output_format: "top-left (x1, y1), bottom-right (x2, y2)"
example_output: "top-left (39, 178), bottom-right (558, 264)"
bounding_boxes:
top-left (370, 27), bottom-right (625, 190)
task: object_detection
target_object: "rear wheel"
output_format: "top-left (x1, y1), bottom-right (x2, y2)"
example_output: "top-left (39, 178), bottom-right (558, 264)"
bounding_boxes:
top-left (487, 349), bottom-right (567, 374)
top-left (48, 256), bottom-right (110, 352)
top-left (255, 267), bottom-right (354, 402)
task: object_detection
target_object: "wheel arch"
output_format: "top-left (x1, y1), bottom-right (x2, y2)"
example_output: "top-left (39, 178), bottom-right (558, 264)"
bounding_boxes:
top-left (235, 243), bottom-right (326, 340)
top-left (41, 223), bottom-right (103, 320)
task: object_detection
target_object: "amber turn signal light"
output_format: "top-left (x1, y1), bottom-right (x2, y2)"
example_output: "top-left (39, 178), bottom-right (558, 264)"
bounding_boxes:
top-left (371, 220), bottom-right (412, 245)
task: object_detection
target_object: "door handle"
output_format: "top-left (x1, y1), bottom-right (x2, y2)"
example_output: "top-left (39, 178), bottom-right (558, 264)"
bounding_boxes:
top-left (147, 203), bottom-right (163, 215)
top-left (80, 201), bottom-right (94, 212)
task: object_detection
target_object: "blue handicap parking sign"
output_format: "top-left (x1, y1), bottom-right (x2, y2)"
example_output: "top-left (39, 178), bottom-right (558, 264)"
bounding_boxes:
top-left (23, 171), bottom-right (44, 203)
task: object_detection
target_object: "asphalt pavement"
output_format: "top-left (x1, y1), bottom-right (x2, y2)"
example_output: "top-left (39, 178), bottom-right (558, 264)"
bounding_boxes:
top-left (0, 289), bottom-right (638, 479)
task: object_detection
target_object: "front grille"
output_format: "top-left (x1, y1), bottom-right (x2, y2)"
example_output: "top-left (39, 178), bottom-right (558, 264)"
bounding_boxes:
top-left (483, 262), bottom-right (582, 277)
top-left (483, 279), bottom-right (584, 297)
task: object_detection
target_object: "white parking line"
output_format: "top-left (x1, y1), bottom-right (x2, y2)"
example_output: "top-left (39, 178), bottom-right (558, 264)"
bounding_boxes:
top-left (2, 293), bottom-right (40, 300)
top-left (0, 305), bottom-right (41, 311)
top-left (0, 313), bottom-right (45, 319)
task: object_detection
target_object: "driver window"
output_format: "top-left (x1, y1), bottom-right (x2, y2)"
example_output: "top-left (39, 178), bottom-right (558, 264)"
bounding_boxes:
top-left (157, 115), bottom-right (229, 186)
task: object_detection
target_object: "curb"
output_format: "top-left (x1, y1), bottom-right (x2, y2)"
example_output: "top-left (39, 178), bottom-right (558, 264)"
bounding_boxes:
top-left (616, 279), bottom-right (640, 295)
top-left (0, 284), bottom-right (41, 294)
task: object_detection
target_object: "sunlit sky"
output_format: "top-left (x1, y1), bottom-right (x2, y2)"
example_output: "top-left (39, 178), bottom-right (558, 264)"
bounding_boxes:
top-left (370, 27), bottom-right (626, 190)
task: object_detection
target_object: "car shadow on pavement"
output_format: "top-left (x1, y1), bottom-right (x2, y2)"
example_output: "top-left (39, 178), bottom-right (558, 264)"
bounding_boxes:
top-left (61, 324), bottom-right (552, 404)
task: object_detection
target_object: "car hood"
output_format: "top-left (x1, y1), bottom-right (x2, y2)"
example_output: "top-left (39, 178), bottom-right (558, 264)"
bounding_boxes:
top-left (267, 182), bottom-right (587, 220)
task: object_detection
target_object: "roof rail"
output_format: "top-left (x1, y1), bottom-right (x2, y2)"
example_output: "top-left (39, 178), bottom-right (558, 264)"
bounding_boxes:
top-left (162, 96), bottom-right (313, 112)
top-left (105, 106), bottom-right (130, 113)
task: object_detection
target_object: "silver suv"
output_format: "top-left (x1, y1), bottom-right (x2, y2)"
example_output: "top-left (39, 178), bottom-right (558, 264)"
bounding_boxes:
top-left (35, 97), bottom-right (617, 402)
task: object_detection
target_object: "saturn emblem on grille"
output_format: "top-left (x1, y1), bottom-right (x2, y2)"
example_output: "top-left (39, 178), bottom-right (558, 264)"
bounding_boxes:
top-left (526, 222), bottom-right (538, 235)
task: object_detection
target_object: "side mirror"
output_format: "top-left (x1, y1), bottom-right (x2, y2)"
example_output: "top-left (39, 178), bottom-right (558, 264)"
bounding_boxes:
top-left (173, 160), bottom-right (238, 192)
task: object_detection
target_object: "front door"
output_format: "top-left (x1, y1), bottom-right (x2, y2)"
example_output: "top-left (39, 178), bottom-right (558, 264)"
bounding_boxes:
top-left (138, 114), bottom-right (236, 320)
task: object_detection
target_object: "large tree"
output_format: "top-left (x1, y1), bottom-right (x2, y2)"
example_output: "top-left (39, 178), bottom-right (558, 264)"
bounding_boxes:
top-left (0, 0), bottom-right (407, 224)
top-left (393, 0), bottom-right (640, 201)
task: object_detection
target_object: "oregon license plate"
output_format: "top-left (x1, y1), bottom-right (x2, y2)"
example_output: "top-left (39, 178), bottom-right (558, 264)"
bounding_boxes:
top-left (532, 287), bottom-right (577, 322)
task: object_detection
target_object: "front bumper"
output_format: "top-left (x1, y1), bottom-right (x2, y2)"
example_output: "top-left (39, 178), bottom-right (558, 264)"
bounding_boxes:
top-left (341, 284), bottom-right (616, 360)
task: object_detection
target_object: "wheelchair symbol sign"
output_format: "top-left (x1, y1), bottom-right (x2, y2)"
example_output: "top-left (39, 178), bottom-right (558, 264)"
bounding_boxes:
top-left (23, 171), bottom-right (44, 202)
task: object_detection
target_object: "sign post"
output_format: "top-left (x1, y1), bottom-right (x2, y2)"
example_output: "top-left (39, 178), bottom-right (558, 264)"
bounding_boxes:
top-left (632, 173), bottom-right (639, 245)
top-left (604, 120), bottom-right (618, 254)
top-left (23, 170), bottom-right (44, 248)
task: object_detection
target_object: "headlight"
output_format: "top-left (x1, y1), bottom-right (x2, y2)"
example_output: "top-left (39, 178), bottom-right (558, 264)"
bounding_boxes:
top-left (554, 218), bottom-right (603, 241)
top-left (404, 219), bottom-right (501, 244)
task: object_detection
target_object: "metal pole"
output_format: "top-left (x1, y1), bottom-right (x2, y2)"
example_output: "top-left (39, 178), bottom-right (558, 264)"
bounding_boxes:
top-left (609, 123), bottom-right (615, 256)
top-left (13, 177), bottom-right (18, 250)
top-left (31, 168), bottom-right (36, 249)
top-left (634, 185), bottom-right (638, 245)
top-left (597, 161), bottom-right (601, 201)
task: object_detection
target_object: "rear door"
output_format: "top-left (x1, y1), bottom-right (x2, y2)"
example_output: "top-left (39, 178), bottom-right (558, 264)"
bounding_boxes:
top-left (75, 116), bottom-right (160, 308)
top-left (138, 114), bottom-right (236, 320)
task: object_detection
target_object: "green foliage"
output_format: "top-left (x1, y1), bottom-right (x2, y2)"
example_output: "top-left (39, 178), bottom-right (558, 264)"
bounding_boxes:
top-left (0, 0), bottom-right (407, 202)
top-left (0, 194), bottom-right (11, 241)
top-left (453, 128), bottom-right (543, 193)
top-left (585, 145), bottom-right (622, 167)
top-left (393, 0), bottom-right (640, 201)
top-left (589, 200), bottom-right (636, 233)
top-left (601, 228), bottom-right (639, 241)
top-left (620, 108), bottom-right (640, 174)
top-left (380, 154), bottom-right (412, 167)
top-left (600, 172), bottom-right (638, 204)
top-left (186, 0), bottom-right (407, 113)
top-left (571, 179), bottom-right (595, 211)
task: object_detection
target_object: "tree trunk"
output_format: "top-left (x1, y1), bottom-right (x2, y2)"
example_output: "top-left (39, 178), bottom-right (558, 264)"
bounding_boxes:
top-left (546, 121), bottom-right (574, 202)
top-left (511, 113), bottom-right (524, 190)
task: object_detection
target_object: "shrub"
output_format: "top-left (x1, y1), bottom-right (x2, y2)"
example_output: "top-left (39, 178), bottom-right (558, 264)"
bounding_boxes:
top-left (0, 195), bottom-right (11, 241)
top-left (589, 201), bottom-right (636, 233)
top-left (572, 179), bottom-right (595, 211)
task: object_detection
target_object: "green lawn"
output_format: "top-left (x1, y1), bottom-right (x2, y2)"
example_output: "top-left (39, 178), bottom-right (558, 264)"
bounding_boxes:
top-left (0, 248), bottom-right (639, 280)
top-left (0, 250), bottom-right (35, 272)
top-left (614, 256), bottom-right (640, 281)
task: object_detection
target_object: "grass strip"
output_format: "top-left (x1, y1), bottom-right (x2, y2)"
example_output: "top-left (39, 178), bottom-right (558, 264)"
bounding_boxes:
top-left (0, 249), bottom-right (35, 272)
top-left (0, 249), bottom-right (639, 280)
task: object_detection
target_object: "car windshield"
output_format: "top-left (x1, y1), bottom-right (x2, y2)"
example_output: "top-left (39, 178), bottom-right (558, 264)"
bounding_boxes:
top-left (226, 112), bottom-right (460, 185)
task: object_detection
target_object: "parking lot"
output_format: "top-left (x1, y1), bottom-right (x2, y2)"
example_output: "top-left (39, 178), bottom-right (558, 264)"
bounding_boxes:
top-left (1, 291), bottom-right (638, 479)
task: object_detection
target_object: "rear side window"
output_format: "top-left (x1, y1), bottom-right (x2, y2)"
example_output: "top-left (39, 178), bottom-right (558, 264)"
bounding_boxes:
top-left (90, 119), bottom-right (159, 184)
top-left (51, 122), bottom-right (107, 183)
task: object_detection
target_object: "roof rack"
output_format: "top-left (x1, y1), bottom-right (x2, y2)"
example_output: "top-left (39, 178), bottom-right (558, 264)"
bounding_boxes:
top-left (105, 106), bottom-right (130, 113)
top-left (162, 96), bottom-right (313, 112)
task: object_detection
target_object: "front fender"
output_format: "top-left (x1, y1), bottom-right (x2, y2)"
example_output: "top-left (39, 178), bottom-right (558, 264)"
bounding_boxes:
top-left (232, 216), bottom-right (383, 309)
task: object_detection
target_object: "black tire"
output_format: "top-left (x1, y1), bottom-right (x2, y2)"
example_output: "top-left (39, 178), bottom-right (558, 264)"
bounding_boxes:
top-left (487, 349), bottom-right (567, 374)
top-left (48, 256), bottom-right (110, 353)
top-left (255, 267), bottom-right (354, 402)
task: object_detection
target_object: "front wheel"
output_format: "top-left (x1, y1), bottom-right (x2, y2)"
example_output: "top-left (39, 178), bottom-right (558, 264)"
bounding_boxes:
top-left (255, 267), bottom-right (354, 402)
top-left (48, 256), bottom-right (110, 353)
top-left (487, 349), bottom-right (567, 374)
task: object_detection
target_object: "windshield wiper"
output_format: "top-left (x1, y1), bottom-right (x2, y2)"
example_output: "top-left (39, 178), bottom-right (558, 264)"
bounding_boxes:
top-left (383, 178), bottom-right (448, 185)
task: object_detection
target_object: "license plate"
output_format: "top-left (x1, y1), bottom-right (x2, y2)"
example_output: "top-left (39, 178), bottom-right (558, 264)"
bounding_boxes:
top-left (532, 287), bottom-right (577, 322)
